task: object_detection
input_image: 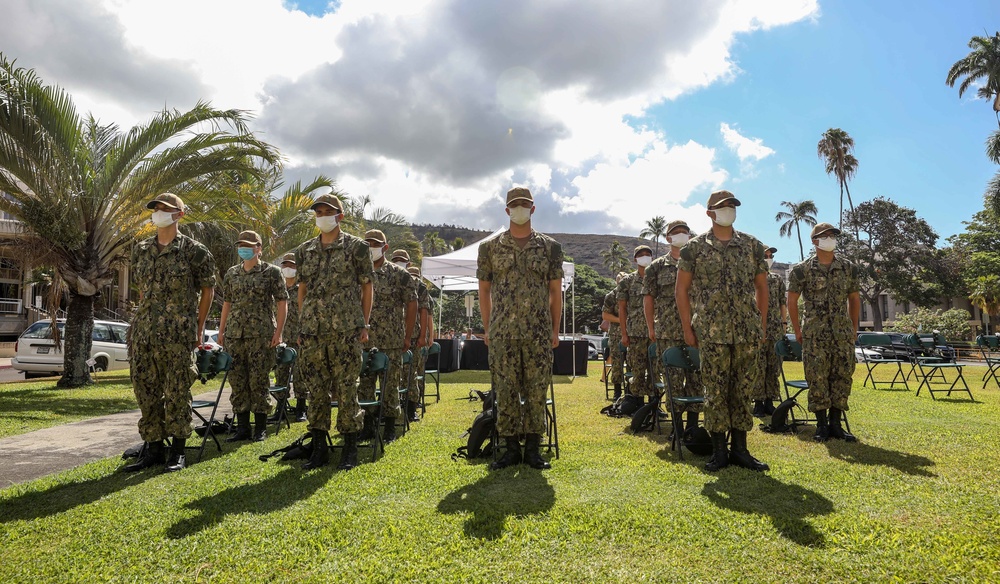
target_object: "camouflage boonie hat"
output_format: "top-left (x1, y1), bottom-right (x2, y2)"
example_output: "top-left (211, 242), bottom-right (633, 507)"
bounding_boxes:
top-left (810, 222), bottom-right (841, 239)
top-left (391, 249), bottom-right (410, 262)
top-left (706, 190), bottom-right (741, 209)
top-left (236, 230), bottom-right (262, 246)
top-left (634, 245), bottom-right (652, 258)
top-left (145, 192), bottom-right (184, 212)
top-left (406, 266), bottom-right (421, 276)
top-left (280, 252), bottom-right (296, 265)
top-left (364, 229), bottom-right (387, 244)
top-left (666, 220), bottom-right (690, 234)
top-left (310, 193), bottom-right (343, 212)
top-left (506, 187), bottom-right (533, 205)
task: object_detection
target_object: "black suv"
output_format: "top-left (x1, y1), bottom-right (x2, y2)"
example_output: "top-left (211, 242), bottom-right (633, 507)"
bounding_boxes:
top-left (857, 332), bottom-right (956, 363)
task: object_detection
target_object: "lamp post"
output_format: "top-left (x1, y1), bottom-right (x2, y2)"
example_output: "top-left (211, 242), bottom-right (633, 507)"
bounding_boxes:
top-left (464, 292), bottom-right (476, 338)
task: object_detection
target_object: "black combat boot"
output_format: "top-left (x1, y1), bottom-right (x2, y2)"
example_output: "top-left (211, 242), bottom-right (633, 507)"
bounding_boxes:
top-left (382, 417), bottom-right (398, 444)
top-left (828, 408), bottom-right (857, 442)
top-left (226, 412), bottom-right (252, 442)
top-left (523, 434), bottom-right (551, 470)
top-left (123, 440), bottom-right (165, 472)
top-left (728, 430), bottom-right (769, 472)
top-left (704, 432), bottom-right (729, 472)
top-left (164, 438), bottom-right (186, 472)
top-left (358, 412), bottom-right (377, 442)
top-left (813, 409), bottom-right (830, 442)
top-left (489, 437), bottom-right (523, 470)
top-left (613, 383), bottom-right (622, 401)
top-left (302, 429), bottom-right (329, 470)
top-left (752, 400), bottom-right (767, 418)
top-left (253, 413), bottom-right (268, 442)
top-left (338, 433), bottom-right (359, 470)
top-left (294, 399), bottom-right (308, 423)
top-left (408, 400), bottom-right (421, 422)
top-left (763, 400), bottom-right (776, 415)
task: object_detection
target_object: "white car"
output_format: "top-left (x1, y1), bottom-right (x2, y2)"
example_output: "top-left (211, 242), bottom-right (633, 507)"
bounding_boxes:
top-left (12, 319), bottom-right (130, 379)
top-left (202, 329), bottom-right (222, 351)
top-left (855, 347), bottom-right (882, 363)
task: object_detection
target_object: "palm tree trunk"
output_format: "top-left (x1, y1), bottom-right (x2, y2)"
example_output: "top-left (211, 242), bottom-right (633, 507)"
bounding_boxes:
top-left (57, 291), bottom-right (95, 387)
top-left (844, 181), bottom-right (860, 241)
top-left (795, 221), bottom-right (804, 260)
top-left (838, 182), bottom-right (845, 230)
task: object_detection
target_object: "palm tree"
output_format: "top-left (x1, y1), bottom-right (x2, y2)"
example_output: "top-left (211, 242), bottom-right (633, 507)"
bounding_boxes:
top-left (946, 32), bottom-right (1000, 126)
top-left (817, 128), bottom-right (859, 230)
top-left (639, 216), bottom-right (668, 257)
top-left (422, 231), bottom-right (449, 256)
top-left (969, 276), bottom-right (1000, 334)
top-left (0, 55), bottom-right (280, 386)
top-left (775, 200), bottom-right (819, 260)
top-left (600, 240), bottom-right (630, 276)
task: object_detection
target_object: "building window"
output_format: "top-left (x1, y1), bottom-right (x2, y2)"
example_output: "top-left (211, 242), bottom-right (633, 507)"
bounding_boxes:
top-left (903, 302), bottom-right (910, 314)
top-left (881, 296), bottom-right (889, 318)
top-left (861, 302), bottom-right (868, 321)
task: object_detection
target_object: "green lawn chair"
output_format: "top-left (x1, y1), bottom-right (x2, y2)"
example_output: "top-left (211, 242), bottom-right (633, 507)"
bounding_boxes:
top-left (420, 342), bottom-right (441, 404)
top-left (772, 338), bottom-right (851, 434)
top-left (976, 335), bottom-right (1000, 389)
top-left (660, 345), bottom-right (705, 460)
top-left (189, 348), bottom-right (233, 462)
top-left (268, 344), bottom-right (297, 435)
top-left (903, 334), bottom-right (972, 401)
top-left (857, 333), bottom-right (909, 391)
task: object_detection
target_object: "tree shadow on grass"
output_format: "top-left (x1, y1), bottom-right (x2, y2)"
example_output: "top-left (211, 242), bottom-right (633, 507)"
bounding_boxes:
top-left (437, 469), bottom-right (555, 540)
top-left (794, 431), bottom-right (936, 477)
top-left (0, 469), bottom-right (156, 523)
top-left (166, 464), bottom-right (335, 539)
top-left (0, 386), bottom-right (136, 419)
top-left (701, 472), bottom-right (834, 547)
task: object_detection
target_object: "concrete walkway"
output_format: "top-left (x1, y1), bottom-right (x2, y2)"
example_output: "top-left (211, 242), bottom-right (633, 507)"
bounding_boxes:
top-left (0, 387), bottom-right (235, 488)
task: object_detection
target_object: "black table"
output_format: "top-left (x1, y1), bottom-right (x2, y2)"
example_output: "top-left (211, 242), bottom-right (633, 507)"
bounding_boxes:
top-left (459, 339), bottom-right (490, 370)
top-left (449, 338), bottom-right (589, 375)
top-left (429, 339), bottom-right (460, 373)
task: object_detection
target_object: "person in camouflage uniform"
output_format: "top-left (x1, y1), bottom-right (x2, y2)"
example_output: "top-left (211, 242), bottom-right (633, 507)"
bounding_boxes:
top-left (358, 231), bottom-right (417, 445)
top-left (677, 190), bottom-right (770, 472)
top-left (601, 271), bottom-right (627, 400)
top-left (395, 252), bottom-right (434, 422)
top-left (273, 252), bottom-right (306, 422)
top-left (124, 193), bottom-right (216, 473)
top-left (787, 222), bottom-right (860, 443)
top-left (752, 246), bottom-right (788, 418)
top-left (295, 194), bottom-right (374, 471)
top-left (618, 246), bottom-right (653, 400)
top-left (643, 220), bottom-right (702, 438)
top-left (478, 187), bottom-right (564, 471)
top-left (218, 230), bottom-right (288, 442)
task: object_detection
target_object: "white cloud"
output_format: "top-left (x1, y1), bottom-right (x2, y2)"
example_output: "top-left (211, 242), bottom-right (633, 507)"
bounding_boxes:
top-left (720, 123), bottom-right (776, 162)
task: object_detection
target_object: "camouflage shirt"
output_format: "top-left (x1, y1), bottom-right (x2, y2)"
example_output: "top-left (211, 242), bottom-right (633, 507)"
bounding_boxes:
top-left (766, 272), bottom-right (788, 341)
top-left (368, 261), bottom-right (418, 350)
top-left (130, 234), bottom-right (216, 346)
top-left (221, 261), bottom-right (288, 339)
top-left (677, 230), bottom-right (767, 344)
top-left (282, 283), bottom-right (301, 342)
top-left (787, 255), bottom-right (859, 342)
top-left (294, 233), bottom-right (373, 337)
top-left (602, 290), bottom-right (621, 343)
top-left (616, 270), bottom-right (645, 339)
top-left (411, 276), bottom-right (432, 341)
top-left (642, 254), bottom-right (683, 340)
top-left (477, 230), bottom-right (564, 342)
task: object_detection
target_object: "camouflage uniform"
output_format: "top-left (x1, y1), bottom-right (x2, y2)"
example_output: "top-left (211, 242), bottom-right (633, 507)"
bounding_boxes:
top-left (617, 271), bottom-right (651, 397)
top-left (222, 261), bottom-right (287, 415)
top-left (358, 261), bottom-right (417, 418)
top-left (788, 256), bottom-right (859, 412)
top-left (295, 233), bottom-right (372, 434)
top-left (643, 254), bottom-right (702, 410)
top-left (477, 230), bottom-right (563, 437)
top-left (274, 282), bottom-right (302, 399)
top-left (407, 276), bottom-right (433, 403)
top-left (129, 234), bottom-right (216, 442)
top-left (753, 272), bottom-right (787, 401)
top-left (602, 291), bottom-right (623, 386)
top-left (677, 231), bottom-right (767, 433)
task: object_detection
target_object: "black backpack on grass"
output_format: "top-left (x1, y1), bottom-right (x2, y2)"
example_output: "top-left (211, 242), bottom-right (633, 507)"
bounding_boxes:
top-left (452, 390), bottom-right (496, 460)
top-left (259, 433), bottom-right (314, 462)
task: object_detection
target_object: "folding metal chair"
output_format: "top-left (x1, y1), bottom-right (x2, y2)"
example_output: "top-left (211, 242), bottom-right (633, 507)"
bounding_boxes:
top-left (774, 338), bottom-right (852, 434)
top-left (660, 345), bottom-right (704, 459)
top-left (330, 348), bottom-right (388, 462)
top-left (268, 344), bottom-right (297, 436)
top-left (420, 342), bottom-right (441, 404)
top-left (397, 350), bottom-right (414, 432)
top-left (189, 348), bottom-right (233, 462)
top-left (602, 336), bottom-right (614, 400)
top-left (857, 333), bottom-right (909, 391)
top-left (977, 335), bottom-right (1000, 389)
top-left (904, 334), bottom-right (973, 401)
top-left (542, 379), bottom-right (559, 459)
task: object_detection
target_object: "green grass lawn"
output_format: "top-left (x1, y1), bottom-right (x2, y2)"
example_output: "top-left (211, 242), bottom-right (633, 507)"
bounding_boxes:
top-left (1, 362), bottom-right (999, 582)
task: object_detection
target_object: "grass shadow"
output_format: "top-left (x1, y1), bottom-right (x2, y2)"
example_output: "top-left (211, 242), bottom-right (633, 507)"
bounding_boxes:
top-left (0, 386), bottom-right (136, 418)
top-left (0, 468), bottom-right (156, 523)
top-left (437, 468), bottom-right (555, 540)
top-left (701, 471), bottom-right (833, 547)
top-left (793, 430), bottom-right (936, 477)
top-left (166, 464), bottom-right (335, 539)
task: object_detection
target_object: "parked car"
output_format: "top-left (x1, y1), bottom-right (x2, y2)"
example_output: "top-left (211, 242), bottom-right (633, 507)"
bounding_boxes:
top-left (202, 329), bottom-right (222, 351)
top-left (854, 347), bottom-right (882, 363)
top-left (557, 335), bottom-right (599, 359)
top-left (12, 319), bottom-right (130, 379)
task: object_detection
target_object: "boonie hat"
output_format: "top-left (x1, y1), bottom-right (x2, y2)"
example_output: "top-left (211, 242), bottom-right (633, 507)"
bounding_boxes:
top-left (765, 246), bottom-right (778, 254)
top-left (634, 245), bottom-right (653, 258)
top-left (280, 252), bottom-right (296, 265)
top-left (706, 190), bottom-right (741, 209)
top-left (364, 229), bottom-right (387, 244)
top-left (506, 187), bottom-right (533, 205)
top-left (236, 230), bottom-right (262, 246)
top-left (310, 193), bottom-right (343, 212)
top-left (146, 192), bottom-right (185, 212)
top-left (810, 222), bottom-right (841, 239)
top-left (666, 220), bottom-right (690, 234)
top-left (391, 249), bottom-right (410, 262)
top-left (407, 266), bottom-right (421, 276)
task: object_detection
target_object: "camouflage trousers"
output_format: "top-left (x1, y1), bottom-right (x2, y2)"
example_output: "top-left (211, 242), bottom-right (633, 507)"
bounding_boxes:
top-left (299, 335), bottom-right (364, 435)
top-left (406, 344), bottom-right (426, 403)
top-left (227, 336), bottom-right (273, 415)
top-left (489, 338), bottom-right (551, 437)
top-left (699, 342), bottom-right (759, 433)
top-left (130, 341), bottom-right (197, 441)
top-left (625, 336), bottom-right (652, 397)
top-left (803, 338), bottom-right (856, 412)
top-left (274, 360), bottom-right (305, 400)
top-left (609, 330), bottom-right (624, 385)
top-left (752, 336), bottom-right (783, 401)
top-left (358, 347), bottom-right (403, 418)
top-left (653, 338), bottom-right (703, 413)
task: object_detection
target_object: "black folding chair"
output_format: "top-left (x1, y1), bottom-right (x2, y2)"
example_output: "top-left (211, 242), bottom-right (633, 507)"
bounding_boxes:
top-left (857, 333), bottom-right (909, 391)
top-left (977, 335), bottom-right (1000, 389)
top-left (774, 338), bottom-right (852, 434)
top-left (660, 346), bottom-right (704, 459)
top-left (189, 348), bottom-right (233, 462)
top-left (904, 334), bottom-right (973, 401)
top-left (268, 344), bottom-right (297, 435)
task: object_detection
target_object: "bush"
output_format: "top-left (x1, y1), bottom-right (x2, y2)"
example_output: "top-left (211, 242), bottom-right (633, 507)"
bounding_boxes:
top-left (887, 307), bottom-right (973, 341)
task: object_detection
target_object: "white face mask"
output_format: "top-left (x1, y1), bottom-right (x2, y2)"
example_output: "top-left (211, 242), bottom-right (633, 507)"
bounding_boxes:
top-left (669, 233), bottom-right (689, 247)
top-left (816, 237), bottom-right (837, 252)
top-left (370, 247), bottom-right (384, 262)
top-left (508, 206), bottom-right (532, 225)
top-left (151, 210), bottom-right (177, 228)
top-left (281, 267), bottom-right (297, 279)
top-left (766, 258), bottom-right (774, 269)
top-left (711, 207), bottom-right (736, 227)
top-left (393, 261), bottom-right (408, 270)
top-left (315, 215), bottom-right (339, 233)
top-left (636, 256), bottom-right (653, 267)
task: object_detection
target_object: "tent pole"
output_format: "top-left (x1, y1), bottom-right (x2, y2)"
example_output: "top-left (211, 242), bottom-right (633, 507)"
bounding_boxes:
top-left (572, 277), bottom-right (576, 379)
